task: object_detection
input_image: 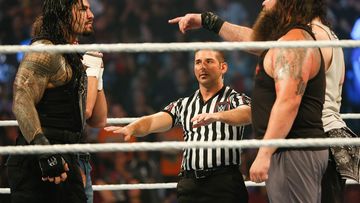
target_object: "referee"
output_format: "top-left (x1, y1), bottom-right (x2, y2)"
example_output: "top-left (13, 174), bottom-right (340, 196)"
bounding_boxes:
top-left (105, 49), bottom-right (251, 203)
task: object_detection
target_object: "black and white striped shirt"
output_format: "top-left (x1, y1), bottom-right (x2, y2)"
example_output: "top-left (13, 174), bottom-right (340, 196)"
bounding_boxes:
top-left (162, 86), bottom-right (251, 170)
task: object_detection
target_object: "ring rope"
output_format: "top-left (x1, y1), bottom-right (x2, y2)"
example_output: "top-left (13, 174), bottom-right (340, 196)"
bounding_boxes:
top-left (1, 40), bottom-right (359, 195)
top-left (0, 40), bottom-right (359, 54)
top-left (0, 179), bottom-right (358, 194)
top-left (1, 138), bottom-right (360, 155)
top-left (0, 113), bottom-right (358, 127)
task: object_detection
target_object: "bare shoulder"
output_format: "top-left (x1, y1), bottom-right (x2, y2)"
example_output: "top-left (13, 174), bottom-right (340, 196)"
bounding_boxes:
top-left (279, 28), bottom-right (314, 41)
top-left (266, 28), bottom-right (321, 80)
top-left (277, 28), bottom-right (320, 59)
top-left (311, 25), bottom-right (333, 71)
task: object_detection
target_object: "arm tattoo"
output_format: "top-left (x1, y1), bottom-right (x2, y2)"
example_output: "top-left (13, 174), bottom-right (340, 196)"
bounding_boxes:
top-left (274, 48), bottom-right (307, 96)
top-left (13, 52), bottom-right (65, 143)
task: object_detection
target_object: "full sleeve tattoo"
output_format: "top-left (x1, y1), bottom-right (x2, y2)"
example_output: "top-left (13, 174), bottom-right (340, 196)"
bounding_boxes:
top-left (12, 51), bottom-right (65, 143)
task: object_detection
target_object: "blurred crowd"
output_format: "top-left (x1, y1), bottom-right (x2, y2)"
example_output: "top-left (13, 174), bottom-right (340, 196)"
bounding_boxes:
top-left (0, 0), bottom-right (360, 202)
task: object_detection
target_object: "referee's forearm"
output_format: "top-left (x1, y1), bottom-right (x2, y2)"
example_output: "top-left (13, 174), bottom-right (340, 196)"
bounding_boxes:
top-left (127, 116), bottom-right (152, 137)
top-left (129, 112), bottom-right (173, 137)
top-left (217, 106), bottom-right (251, 126)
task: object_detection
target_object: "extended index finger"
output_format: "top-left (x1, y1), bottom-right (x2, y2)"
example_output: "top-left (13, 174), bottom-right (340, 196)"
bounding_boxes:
top-left (168, 17), bottom-right (182, 24)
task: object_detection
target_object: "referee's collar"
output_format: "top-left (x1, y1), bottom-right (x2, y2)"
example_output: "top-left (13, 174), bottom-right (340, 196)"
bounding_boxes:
top-left (198, 85), bottom-right (226, 105)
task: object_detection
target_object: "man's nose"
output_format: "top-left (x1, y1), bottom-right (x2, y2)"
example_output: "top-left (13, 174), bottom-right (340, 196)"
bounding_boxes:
top-left (201, 61), bottom-right (209, 67)
top-left (87, 9), bottom-right (94, 19)
top-left (262, 0), bottom-right (270, 7)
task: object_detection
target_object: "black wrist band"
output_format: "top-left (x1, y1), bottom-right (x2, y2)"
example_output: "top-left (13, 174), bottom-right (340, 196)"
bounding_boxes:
top-left (31, 133), bottom-right (50, 145)
top-left (201, 12), bottom-right (225, 34)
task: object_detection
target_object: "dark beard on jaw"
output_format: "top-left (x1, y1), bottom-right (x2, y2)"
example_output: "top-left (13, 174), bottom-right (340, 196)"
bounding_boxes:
top-left (82, 30), bottom-right (94, 37)
top-left (252, 8), bottom-right (289, 42)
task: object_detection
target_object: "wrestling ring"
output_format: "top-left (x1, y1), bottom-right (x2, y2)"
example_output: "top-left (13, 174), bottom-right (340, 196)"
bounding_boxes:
top-left (0, 40), bottom-right (360, 194)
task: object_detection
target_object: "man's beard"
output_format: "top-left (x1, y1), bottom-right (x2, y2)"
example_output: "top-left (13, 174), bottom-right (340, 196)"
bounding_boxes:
top-left (252, 7), bottom-right (289, 42)
top-left (81, 29), bottom-right (93, 37)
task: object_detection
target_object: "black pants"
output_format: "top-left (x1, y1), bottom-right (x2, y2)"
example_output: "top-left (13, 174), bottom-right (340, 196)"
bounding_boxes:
top-left (321, 152), bottom-right (346, 203)
top-left (7, 154), bottom-right (86, 203)
top-left (177, 168), bottom-right (248, 203)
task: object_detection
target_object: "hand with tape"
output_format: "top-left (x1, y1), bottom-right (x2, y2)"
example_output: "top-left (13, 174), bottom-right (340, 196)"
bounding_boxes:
top-left (31, 133), bottom-right (69, 184)
top-left (82, 51), bottom-right (104, 90)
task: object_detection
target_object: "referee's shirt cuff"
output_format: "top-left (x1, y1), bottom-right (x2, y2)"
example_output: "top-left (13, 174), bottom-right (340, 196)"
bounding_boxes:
top-left (161, 110), bottom-right (176, 128)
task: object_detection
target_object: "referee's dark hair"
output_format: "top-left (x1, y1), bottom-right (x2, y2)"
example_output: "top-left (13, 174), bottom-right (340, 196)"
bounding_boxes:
top-left (194, 49), bottom-right (225, 63)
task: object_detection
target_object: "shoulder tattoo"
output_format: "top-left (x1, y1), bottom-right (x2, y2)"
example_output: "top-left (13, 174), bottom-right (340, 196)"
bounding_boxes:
top-left (274, 48), bottom-right (307, 96)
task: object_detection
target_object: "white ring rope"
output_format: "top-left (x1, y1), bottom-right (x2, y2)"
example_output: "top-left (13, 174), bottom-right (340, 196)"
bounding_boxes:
top-left (0, 40), bottom-right (360, 54)
top-left (0, 179), bottom-right (358, 194)
top-left (1, 41), bottom-right (359, 195)
top-left (0, 182), bottom-right (268, 194)
top-left (1, 138), bottom-right (360, 155)
top-left (0, 113), bottom-right (358, 127)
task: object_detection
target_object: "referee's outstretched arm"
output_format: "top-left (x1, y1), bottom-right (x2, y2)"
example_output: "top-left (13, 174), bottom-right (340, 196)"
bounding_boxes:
top-left (104, 112), bottom-right (173, 141)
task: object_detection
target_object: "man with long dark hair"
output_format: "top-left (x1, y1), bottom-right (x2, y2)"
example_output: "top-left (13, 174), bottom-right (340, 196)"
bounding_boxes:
top-left (7, 0), bottom-right (107, 202)
top-left (232, 2), bottom-right (328, 202)
top-left (170, 0), bottom-right (329, 202)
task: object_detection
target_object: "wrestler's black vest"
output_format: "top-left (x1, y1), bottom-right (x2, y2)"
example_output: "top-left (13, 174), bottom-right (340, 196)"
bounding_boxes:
top-left (252, 25), bottom-right (326, 139)
top-left (33, 38), bottom-right (87, 133)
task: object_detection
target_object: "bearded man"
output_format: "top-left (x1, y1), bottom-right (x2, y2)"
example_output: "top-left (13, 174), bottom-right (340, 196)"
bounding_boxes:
top-left (249, 2), bottom-right (328, 203)
top-left (170, 1), bottom-right (329, 202)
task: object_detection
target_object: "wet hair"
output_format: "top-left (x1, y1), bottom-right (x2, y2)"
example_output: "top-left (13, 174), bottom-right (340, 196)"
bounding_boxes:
top-left (33, 0), bottom-right (83, 44)
top-left (32, 0), bottom-right (85, 73)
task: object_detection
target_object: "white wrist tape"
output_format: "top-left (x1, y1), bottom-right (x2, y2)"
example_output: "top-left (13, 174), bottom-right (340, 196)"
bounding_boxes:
top-left (82, 52), bottom-right (103, 78)
top-left (86, 67), bottom-right (100, 78)
top-left (98, 68), bottom-right (104, 91)
top-left (82, 52), bottom-right (103, 69)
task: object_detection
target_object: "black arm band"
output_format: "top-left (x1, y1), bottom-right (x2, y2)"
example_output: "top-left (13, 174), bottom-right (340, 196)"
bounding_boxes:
top-left (201, 12), bottom-right (225, 34)
top-left (31, 133), bottom-right (50, 145)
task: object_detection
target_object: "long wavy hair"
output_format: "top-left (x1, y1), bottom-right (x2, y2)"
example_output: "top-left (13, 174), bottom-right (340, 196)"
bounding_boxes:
top-left (252, 0), bottom-right (318, 41)
top-left (32, 0), bottom-right (84, 72)
top-left (33, 0), bottom-right (81, 44)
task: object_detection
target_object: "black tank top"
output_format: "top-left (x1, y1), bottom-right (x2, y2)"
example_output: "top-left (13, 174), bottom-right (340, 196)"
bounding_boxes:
top-left (252, 25), bottom-right (326, 139)
top-left (33, 38), bottom-right (87, 133)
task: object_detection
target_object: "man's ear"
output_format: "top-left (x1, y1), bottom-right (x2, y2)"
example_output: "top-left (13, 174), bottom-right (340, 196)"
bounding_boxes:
top-left (221, 62), bottom-right (228, 74)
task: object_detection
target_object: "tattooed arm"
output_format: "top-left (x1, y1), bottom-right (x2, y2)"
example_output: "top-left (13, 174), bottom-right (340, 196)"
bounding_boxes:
top-left (250, 29), bottom-right (321, 182)
top-left (12, 51), bottom-right (65, 143)
top-left (261, 29), bottom-right (321, 145)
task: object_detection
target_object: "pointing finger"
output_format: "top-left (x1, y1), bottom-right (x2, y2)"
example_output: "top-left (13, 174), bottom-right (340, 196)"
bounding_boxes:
top-left (168, 17), bottom-right (182, 24)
